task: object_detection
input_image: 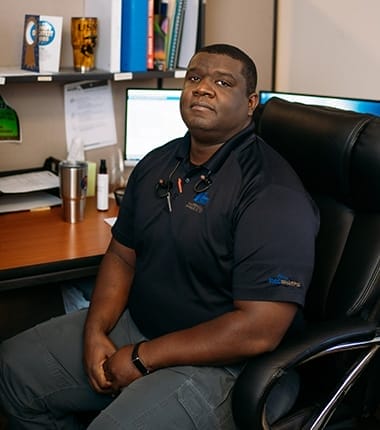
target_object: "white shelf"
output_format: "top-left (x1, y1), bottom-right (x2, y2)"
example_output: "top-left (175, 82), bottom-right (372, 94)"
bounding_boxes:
top-left (0, 67), bottom-right (185, 85)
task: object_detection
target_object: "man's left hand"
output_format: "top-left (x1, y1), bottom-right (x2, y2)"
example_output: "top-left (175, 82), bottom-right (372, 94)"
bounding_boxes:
top-left (102, 345), bottom-right (143, 392)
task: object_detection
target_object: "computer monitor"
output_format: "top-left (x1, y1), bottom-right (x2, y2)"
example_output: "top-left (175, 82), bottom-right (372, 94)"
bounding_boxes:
top-left (259, 91), bottom-right (380, 116)
top-left (124, 88), bottom-right (188, 166)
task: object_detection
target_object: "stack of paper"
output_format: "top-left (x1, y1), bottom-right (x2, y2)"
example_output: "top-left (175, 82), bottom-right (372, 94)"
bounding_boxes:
top-left (0, 170), bottom-right (61, 213)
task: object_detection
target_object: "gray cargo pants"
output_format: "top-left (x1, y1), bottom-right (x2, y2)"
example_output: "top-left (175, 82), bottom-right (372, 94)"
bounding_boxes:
top-left (0, 309), bottom-right (297, 429)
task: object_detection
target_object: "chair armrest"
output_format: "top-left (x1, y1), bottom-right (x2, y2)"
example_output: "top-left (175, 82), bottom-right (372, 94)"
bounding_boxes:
top-left (232, 318), bottom-right (377, 429)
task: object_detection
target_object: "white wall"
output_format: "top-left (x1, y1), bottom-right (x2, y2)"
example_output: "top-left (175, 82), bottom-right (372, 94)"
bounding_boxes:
top-left (276, 0), bottom-right (380, 99)
top-left (205, 0), bottom-right (275, 92)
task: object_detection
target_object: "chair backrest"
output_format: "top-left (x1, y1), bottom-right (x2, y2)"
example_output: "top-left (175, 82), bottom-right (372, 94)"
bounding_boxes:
top-left (254, 97), bottom-right (380, 323)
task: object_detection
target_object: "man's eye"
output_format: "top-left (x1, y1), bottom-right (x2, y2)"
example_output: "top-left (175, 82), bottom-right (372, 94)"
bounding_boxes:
top-left (188, 75), bottom-right (200, 82)
top-left (218, 80), bottom-right (231, 87)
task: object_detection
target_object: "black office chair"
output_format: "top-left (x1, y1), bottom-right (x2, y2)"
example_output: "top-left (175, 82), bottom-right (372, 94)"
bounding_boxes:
top-left (232, 97), bottom-right (380, 429)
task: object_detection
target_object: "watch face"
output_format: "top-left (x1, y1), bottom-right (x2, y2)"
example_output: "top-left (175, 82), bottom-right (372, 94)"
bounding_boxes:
top-left (132, 356), bottom-right (150, 375)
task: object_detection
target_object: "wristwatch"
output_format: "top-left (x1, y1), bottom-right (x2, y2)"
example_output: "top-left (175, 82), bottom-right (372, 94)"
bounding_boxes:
top-left (131, 341), bottom-right (151, 376)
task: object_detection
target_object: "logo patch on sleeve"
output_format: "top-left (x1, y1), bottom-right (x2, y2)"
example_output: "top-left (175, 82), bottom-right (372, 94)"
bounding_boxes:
top-left (268, 274), bottom-right (302, 288)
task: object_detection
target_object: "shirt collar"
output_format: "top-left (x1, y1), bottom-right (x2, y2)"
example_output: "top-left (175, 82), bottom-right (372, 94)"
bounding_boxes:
top-left (174, 121), bottom-right (256, 175)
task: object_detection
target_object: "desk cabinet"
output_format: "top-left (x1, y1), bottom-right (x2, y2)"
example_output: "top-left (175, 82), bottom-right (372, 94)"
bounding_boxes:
top-left (0, 198), bottom-right (118, 339)
top-left (0, 284), bottom-right (65, 341)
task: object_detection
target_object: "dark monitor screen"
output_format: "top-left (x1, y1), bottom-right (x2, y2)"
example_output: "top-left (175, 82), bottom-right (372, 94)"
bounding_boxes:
top-left (124, 88), bottom-right (187, 166)
top-left (259, 91), bottom-right (380, 116)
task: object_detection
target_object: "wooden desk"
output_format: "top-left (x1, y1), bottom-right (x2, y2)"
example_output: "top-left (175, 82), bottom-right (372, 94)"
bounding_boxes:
top-left (0, 197), bottom-right (119, 291)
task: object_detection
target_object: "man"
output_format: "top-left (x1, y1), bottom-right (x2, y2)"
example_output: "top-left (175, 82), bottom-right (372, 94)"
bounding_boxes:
top-left (0, 44), bottom-right (319, 429)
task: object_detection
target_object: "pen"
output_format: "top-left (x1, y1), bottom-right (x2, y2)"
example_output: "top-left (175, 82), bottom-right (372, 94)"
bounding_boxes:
top-left (177, 177), bottom-right (183, 193)
top-left (30, 206), bottom-right (51, 212)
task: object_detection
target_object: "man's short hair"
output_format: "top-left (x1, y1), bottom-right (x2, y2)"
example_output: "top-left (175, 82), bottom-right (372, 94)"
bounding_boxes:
top-left (196, 44), bottom-right (258, 96)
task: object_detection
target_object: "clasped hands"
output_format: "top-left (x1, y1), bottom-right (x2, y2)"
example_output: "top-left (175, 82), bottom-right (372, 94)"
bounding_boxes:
top-left (84, 333), bottom-right (143, 396)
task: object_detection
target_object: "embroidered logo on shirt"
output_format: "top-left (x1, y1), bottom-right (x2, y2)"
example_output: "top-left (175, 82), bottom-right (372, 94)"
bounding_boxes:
top-left (268, 274), bottom-right (302, 288)
top-left (186, 201), bottom-right (204, 213)
top-left (185, 192), bottom-right (210, 214)
top-left (194, 192), bottom-right (209, 206)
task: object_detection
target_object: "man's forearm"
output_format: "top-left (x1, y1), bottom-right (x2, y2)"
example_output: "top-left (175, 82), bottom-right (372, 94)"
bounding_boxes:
top-left (138, 301), bottom-right (297, 371)
top-left (84, 244), bottom-right (135, 336)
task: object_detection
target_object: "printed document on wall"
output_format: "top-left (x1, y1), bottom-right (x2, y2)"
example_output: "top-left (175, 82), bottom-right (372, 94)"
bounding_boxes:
top-left (64, 80), bottom-right (117, 152)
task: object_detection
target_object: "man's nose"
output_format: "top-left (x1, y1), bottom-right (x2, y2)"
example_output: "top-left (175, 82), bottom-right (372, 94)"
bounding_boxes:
top-left (193, 79), bottom-right (214, 96)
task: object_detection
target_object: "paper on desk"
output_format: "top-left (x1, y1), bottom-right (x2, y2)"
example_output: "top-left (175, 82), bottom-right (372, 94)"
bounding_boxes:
top-left (64, 80), bottom-right (117, 152)
top-left (0, 170), bottom-right (59, 193)
top-left (0, 191), bottom-right (61, 213)
top-left (104, 217), bottom-right (117, 226)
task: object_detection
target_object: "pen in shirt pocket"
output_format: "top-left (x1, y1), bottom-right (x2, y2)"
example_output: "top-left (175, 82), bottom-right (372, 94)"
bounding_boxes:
top-left (177, 177), bottom-right (183, 193)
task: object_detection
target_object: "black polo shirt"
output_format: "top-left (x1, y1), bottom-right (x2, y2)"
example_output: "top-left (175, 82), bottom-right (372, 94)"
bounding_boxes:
top-left (112, 122), bottom-right (320, 338)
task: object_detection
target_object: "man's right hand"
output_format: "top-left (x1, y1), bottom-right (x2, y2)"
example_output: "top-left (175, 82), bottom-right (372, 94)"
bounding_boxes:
top-left (82, 240), bottom-right (136, 394)
top-left (83, 331), bottom-right (118, 394)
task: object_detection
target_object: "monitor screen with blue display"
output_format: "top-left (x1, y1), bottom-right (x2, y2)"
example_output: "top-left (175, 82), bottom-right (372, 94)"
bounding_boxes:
top-left (124, 88), bottom-right (188, 166)
top-left (259, 91), bottom-right (380, 117)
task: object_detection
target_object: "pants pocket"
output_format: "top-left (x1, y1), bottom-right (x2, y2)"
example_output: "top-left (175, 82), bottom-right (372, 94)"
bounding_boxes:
top-left (177, 367), bottom-right (237, 430)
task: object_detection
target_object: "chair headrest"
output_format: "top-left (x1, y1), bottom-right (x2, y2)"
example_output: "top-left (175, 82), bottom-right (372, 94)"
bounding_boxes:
top-left (255, 97), bottom-right (380, 212)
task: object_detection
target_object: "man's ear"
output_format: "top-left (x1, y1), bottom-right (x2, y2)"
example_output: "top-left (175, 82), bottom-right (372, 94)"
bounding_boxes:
top-left (248, 93), bottom-right (259, 117)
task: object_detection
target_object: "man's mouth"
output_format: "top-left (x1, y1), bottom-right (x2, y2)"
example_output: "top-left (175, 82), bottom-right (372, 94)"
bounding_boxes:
top-left (190, 102), bottom-right (215, 112)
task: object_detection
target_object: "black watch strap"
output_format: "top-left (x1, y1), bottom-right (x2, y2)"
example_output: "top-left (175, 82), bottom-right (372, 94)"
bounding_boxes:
top-left (131, 341), bottom-right (151, 376)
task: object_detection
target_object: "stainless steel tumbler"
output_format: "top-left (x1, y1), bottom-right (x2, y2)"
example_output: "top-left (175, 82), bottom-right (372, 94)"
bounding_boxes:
top-left (59, 160), bottom-right (88, 223)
